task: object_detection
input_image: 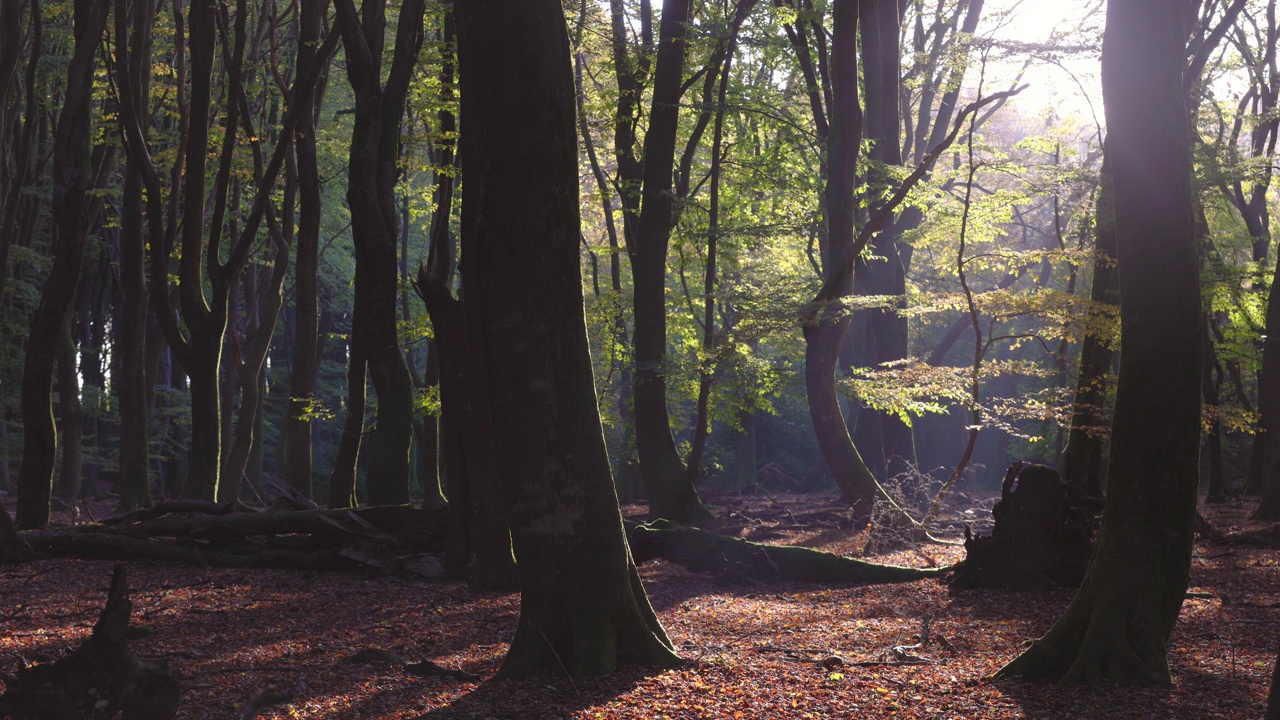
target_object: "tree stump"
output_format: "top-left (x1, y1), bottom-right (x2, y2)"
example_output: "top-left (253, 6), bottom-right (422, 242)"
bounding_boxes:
top-left (0, 564), bottom-right (180, 719)
top-left (952, 463), bottom-right (1098, 589)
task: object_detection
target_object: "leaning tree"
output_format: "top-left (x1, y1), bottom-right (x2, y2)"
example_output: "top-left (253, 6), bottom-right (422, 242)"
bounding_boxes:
top-left (994, 0), bottom-right (1201, 685)
top-left (455, 0), bottom-right (681, 675)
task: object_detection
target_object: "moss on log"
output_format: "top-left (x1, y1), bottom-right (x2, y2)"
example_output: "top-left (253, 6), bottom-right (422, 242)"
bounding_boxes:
top-left (629, 521), bottom-right (944, 584)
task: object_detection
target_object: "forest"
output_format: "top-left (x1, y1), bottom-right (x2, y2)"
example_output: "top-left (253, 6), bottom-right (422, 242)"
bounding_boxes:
top-left (0, 0), bottom-right (1279, 716)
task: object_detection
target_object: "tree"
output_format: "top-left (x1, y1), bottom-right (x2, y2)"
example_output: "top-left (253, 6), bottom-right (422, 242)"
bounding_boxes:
top-left (455, 0), bottom-right (681, 675)
top-left (282, 0), bottom-right (330, 501)
top-left (802, 0), bottom-right (886, 522)
top-left (328, 0), bottom-right (425, 507)
top-left (628, 0), bottom-right (714, 523)
top-left (15, 0), bottom-right (109, 529)
top-left (994, 0), bottom-right (1201, 686)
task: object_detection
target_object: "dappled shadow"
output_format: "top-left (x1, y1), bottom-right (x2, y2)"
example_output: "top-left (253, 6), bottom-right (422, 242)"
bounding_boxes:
top-left (412, 666), bottom-right (661, 719)
top-left (995, 676), bottom-right (1175, 720)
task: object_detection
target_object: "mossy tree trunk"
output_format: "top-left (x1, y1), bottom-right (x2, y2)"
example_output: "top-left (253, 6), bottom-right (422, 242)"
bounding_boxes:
top-left (995, 0), bottom-right (1201, 686)
top-left (456, 0), bottom-right (680, 675)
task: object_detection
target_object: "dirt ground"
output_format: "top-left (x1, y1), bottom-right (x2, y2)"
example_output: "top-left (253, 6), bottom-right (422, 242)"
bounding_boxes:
top-left (0, 491), bottom-right (1274, 719)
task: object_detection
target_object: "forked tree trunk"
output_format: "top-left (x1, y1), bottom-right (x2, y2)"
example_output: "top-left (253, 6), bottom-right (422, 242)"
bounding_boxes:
top-left (456, 0), bottom-right (680, 676)
top-left (803, 0), bottom-right (888, 525)
top-left (330, 0), bottom-right (423, 507)
top-left (16, 0), bottom-right (109, 529)
top-left (995, 0), bottom-right (1201, 686)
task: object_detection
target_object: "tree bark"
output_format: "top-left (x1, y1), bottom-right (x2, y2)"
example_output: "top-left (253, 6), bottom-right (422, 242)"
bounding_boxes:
top-left (331, 0), bottom-right (424, 507)
top-left (15, 0), bottom-right (109, 529)
top-left (630, 0), bottom-right (713, 524)
top-left (456, 0), bottom-right (680, 675)
top-left (995, 0), bottom-right (1201, 685)
top-left (803, 0), bottom-right (887, 524)
top-left (856, 0), bottom-right (916, 483)
top-left (283, 0), bottom-right (330, 501)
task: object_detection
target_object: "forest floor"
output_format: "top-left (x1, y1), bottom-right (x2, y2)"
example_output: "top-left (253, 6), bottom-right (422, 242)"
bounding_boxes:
top-left (0, 490), bottom-right (1274, 719)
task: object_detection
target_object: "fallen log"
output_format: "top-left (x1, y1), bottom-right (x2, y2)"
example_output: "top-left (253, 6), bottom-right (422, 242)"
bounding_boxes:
top-left (0, 564), bottom-right (180, 719)
top-left (17, 506), bottom-right (449, 572)
top-left (628, 521), bottom-right (945, 585)
top-left (0, 504), bottom-right (30, 565)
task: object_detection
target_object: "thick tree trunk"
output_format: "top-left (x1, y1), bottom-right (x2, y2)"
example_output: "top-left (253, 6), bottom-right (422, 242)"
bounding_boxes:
top-left (414, 18), bottom-right (515, 588)
top-left (630, 0), bottom-right (712, 524)
top-left (995, 0), bottom-right (1200, 686)
top-left (456, 0), bottom-right (680, 675)
top-left (15, 0), bottom-right (109, 529)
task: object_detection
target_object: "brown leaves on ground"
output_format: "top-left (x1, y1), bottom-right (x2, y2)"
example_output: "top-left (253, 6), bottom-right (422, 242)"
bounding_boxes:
top-left (0, 493), bottom-right (1273, 719)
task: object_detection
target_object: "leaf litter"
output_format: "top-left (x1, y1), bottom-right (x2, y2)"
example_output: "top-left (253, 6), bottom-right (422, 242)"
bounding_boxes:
top-left (0, 492), bottom-right (1273, 719)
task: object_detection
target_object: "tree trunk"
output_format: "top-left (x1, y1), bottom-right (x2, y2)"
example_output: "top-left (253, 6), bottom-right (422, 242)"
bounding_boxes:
top-left (858, 0), bottom-right (916, 483)
top-left (328, 342), bottom-right (365, 508)
top-left (413, 14), bottom-right (515, 589)
top-left (995, 0), bottom-right (1201, 685)
top-left (282, 0), bottom-right (329, 501)
top-left (15, 0), bottom-right (109, 529)
top-left (55, 323), bottom-right (83, 505)
top-left (803, 0), bottom-right (888, 525)
top-left (456, 0), bottom-right (680, 675)
top-left (1060, 156), bottom-right (1118, 498)
top-left (332, 0), bottom-right (424, 507)
top-left (630, 0), bottom-right (712, 524)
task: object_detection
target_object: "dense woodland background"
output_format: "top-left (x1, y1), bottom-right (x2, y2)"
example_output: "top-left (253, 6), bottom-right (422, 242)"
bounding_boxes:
top-left (0, 0), bottom-right (1272, 520)
top-left (0, 0), bottom-right (1278, 714)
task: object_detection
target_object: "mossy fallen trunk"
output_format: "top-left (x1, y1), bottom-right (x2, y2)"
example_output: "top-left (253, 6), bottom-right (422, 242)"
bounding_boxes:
top-left (18, 505), bottom-right (448, 572)
top-left (629, 521), bottom-right (944, 584)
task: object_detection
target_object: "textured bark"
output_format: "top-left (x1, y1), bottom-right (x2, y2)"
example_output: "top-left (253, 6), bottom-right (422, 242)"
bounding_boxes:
top-left (16, 0), bottom-right (109, 529)
top-left (456, 0), bottom-right (680, 675)
top-left (283, 0), bottom-right (330, 500)
top-left (631, 522), bottom-right (944, 584)
top-left (803, 0), bottom-right (885, 523)
top-left (995, 0), bottom-right (1200, 685)
top-left (856, 0), bottom-right (916, 483)
top-left (331, 0), bottom-right (424, 507)
top-left (630, 0), bottom-right (712, 524)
